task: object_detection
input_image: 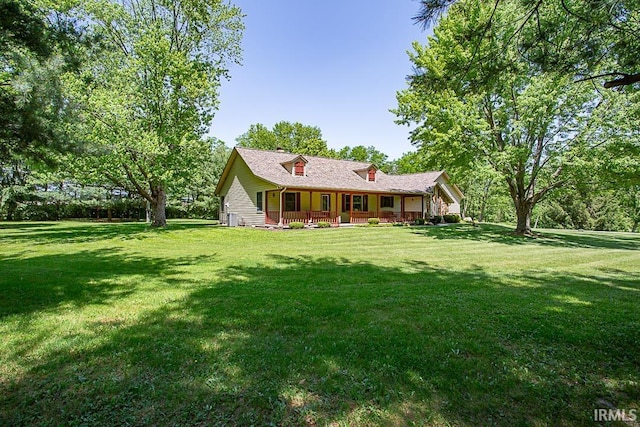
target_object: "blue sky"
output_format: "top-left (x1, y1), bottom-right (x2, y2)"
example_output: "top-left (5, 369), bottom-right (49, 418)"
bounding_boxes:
top-left (210, 0), bottom-right (431, 160)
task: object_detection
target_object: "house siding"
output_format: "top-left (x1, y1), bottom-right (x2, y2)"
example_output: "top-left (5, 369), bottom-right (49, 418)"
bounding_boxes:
top-left (219, 156), bottom-right (274, 226)
top-left (436, 176), bottom-right (462, 214)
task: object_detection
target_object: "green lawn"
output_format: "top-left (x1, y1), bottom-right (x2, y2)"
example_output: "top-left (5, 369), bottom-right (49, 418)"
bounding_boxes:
top-left (1, 221), bottom-right (639, 426)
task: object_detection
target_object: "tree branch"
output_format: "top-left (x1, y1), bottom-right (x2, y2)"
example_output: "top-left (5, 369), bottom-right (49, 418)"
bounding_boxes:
top-left (603, 73), bottom-right (640, 89)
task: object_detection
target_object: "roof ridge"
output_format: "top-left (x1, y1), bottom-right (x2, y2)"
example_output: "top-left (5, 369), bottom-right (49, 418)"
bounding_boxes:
top-left (234, 146), bottom-right (373, 166)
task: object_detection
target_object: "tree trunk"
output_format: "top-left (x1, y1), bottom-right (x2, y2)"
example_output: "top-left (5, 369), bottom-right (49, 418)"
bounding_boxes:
top-left (6, 200), bottom-right (17, 221)
top-left (514, 199), bottom-right (533, 235)
top-left (151, 186), bottom-right (167, 227)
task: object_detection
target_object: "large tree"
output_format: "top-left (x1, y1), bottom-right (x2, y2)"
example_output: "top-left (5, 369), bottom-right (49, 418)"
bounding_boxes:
top-left (413, 0), bottom-right (640, 89)
top-left (66, 0), bottom-right (243, 227)
top-left (395, 0), bottom-right (599, 234)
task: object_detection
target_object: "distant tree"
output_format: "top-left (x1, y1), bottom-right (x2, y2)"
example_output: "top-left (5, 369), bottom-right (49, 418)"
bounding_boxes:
top-left (337, 145), bottom-right (391, 172)
top-left (413, 0), bottom-right (640, 89)
top-left (65, 0), bottom-right (243, 227)
top-left (395, 0), bottom-right (600, 234)
top-left (172, 138), bottom-right (231, 219)
top-left (236, 121), bottom-right (335, 157)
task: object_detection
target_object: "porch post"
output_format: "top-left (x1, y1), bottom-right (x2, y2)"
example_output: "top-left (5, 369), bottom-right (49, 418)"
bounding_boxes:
top-left (401, 196), bottom-right (405, 222)
top-left (278, 189), bottom-right (285, 227)
top-left (350, 193), bottom-right (353, 223)
top-left (265, 190), bottom-right (269, 224)
top-left (421, 195), bottom-right (424, 219)
top-left (309, 190), bottom-right (313, 223)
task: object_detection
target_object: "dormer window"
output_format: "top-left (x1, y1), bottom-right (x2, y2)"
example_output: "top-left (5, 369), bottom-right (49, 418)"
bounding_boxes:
top-left (281, 155), bottom-right (308, 176)
top-left (354, 164), bottom-right (378, 181)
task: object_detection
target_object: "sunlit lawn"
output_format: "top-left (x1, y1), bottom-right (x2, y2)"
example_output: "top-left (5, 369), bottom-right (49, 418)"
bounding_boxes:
top-left (1, 221), bottom-right (639, 426)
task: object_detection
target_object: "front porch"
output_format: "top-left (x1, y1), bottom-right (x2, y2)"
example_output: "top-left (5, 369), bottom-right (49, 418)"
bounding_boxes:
top-left (264, 189), bottom-right (449, 226)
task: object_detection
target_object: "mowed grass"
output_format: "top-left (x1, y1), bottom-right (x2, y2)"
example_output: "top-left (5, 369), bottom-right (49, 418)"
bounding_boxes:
top-left (0, 221), bottom-right (639, 426)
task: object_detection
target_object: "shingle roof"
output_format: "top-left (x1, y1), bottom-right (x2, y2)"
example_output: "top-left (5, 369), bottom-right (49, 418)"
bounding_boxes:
top-left (233, 147), bottom-right (445, 194)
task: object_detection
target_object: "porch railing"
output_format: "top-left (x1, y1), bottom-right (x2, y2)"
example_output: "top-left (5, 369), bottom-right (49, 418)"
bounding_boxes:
top-left (266, 211), bottom-right (339, 225)
top-left (353, 211), bottom-right (424, 223)
top-left (267, 210), bottom-right (426, 225)
top-left (349, 211), bottom-right (375, 223)
top-left (403, 211), bottom-right (423, 222)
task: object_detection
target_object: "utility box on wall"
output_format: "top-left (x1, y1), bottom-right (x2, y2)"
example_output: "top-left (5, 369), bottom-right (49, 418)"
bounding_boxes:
top-left (227, 213), bottom-right (238, 227)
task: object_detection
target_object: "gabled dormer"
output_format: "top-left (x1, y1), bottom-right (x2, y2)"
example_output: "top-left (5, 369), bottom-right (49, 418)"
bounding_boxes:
top-left (354, 164), bottom-right (378, 182)
top-left (281, 155), bottom-right (308, 177)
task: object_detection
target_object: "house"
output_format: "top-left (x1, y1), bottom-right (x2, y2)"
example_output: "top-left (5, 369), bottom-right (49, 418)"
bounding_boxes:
top-left (215, 147), bottom-right (463, 226)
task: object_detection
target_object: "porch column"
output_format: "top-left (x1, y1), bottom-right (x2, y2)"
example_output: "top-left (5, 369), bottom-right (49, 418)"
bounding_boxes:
top-left (421, 195), bottom-right (424, 219)
top-left (350, 193), bottom-right (353, 223)
top-left (278, 190), bottom-right (284, 227)
top-left (401, 196), bottom-right (405, 222)
top-left (309, 190), bottom-right (313, 223)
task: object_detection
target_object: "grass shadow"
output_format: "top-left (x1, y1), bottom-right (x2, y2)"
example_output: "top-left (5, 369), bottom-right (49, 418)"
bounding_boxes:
top-left (0, 249), bottom-right (211, 319)
top-left (0, 220), bottom-right (217, 245)
top-left (412, 223), bottom-right (640, 250)
top-left (2, 254), bottom-right (638, 425)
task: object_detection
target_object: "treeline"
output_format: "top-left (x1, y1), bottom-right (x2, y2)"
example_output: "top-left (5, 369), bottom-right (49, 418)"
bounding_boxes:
top-left (3, 116), bottom-right (638, 232)
top-left (1, 138), bottom-right (230, 221)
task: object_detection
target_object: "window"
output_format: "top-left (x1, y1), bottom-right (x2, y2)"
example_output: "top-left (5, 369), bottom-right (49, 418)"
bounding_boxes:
top-left (352, 195), bottom-right (368, 211)
top-left (284, 192), bottom-right (300, 211)
top-left (381, 196), bottom-right (394, 208)
top-left (368, 169), bottom-right (376, 182)
top-left (321, 194), bottom-right (330, 211)
top-left (256, 191), bottom-right (263, 212)
top-left (294, 161), bottom-right (305, 176)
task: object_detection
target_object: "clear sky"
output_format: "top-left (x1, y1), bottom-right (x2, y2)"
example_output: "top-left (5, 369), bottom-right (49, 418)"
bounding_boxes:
top-left (209, 0), bottom-right (431, 160)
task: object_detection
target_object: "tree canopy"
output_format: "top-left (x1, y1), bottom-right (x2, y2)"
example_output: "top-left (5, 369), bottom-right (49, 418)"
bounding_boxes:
top-left (236, 121), bottom-right (334, 157)
top-left (0, 0), bottom-right (83, 165)
top-left (414, 0), bottom-right (640, 89)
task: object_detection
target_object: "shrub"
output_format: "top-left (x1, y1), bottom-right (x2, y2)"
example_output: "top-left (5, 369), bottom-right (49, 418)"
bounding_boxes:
top-left (414, 218), bottom-right (426, 225)
top-left (444, 214), bottom-right (461, 223)
top-left (288, 221), bottom-right (305, 229)
top-left (368, 218), bottom-right (380, 225)
top-left (316, 221), bottom-right (331, 228)
top-left (432, 215), bottom-right (443, 224)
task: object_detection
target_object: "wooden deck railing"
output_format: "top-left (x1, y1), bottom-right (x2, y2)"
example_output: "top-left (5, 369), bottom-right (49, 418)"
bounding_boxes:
top-left (403, 211), bottom-right (423, 222)
top-left (266, 211), bottom-right (339, 225)
top-left (349, 211), bottom-right (375, 223)
top-left (266, 210), bottom-right (426, 225)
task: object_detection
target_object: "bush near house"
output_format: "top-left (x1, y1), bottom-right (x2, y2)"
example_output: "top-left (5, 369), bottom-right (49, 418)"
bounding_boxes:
top-left (444, 214), bottom-right (461, 223)
top-left (414, 218), bottom-right (426, 225)
top-left (316, 221), bottom-right (331, 228)
top-left (368, 218), bottom-right (380, 225)
top-left (431, 215), bottom-right (444, 224)
top-left (288, 221), bottom-right (305, 229)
